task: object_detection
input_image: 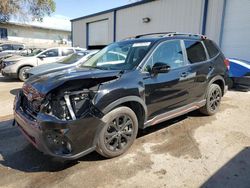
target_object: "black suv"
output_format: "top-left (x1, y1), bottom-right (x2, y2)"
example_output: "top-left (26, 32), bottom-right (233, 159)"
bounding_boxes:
top-left (14, 33), bottom-right (229, 159)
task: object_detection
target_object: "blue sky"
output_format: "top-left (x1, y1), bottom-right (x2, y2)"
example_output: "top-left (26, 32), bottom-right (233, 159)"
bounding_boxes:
top-left (53, 0), bottom-right (134, 19)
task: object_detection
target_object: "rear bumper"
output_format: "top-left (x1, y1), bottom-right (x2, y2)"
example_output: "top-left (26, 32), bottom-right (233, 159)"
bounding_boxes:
top-left (14, 92), bottom-right (104, 160)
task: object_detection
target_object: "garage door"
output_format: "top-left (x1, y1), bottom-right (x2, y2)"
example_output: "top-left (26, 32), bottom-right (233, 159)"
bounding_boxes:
top-left (88, 19), bottom-right (109, 48)
top-left (221, 0), bottom-right (250, 60)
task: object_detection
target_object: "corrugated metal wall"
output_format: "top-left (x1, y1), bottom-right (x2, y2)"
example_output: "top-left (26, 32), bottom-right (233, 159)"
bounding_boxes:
top-left (116, 0), bottom-right (204, 40)
top-left (205, 0), bottom-right (225, 45)
top-left (72, 0), bottom-right (225, 49)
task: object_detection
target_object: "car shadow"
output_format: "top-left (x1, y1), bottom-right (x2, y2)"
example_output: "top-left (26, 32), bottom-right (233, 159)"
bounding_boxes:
top-left (0, 114), bottom-right (189, 173)
top-left (9, 88), bottom-right (21, 96)
top-left (201, 147), bottom-right (250, 187)
top-left (0, 75), bottom-right (20, 82)
top-left (0, 109), bottom-right (228, 173)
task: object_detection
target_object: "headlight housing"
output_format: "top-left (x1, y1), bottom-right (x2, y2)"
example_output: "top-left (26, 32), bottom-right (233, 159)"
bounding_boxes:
top-left (3, 61), bottom-right (16, 68)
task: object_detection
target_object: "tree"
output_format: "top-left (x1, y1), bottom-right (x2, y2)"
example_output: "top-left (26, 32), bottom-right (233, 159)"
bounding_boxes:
top-left (0, 0), bottom-right (56, 22)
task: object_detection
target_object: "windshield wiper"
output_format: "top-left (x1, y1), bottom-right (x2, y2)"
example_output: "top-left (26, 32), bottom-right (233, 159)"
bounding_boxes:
top-left (81, 65), bottom-right (109, 70)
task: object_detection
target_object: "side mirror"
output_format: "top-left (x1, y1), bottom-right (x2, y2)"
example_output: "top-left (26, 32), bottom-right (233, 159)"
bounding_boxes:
top-left (38, 54), bottom-right (46, 59)
top-left (152, 62), bottom-right (171, 75)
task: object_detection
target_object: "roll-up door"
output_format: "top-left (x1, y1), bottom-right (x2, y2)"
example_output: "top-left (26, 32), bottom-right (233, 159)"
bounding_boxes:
top-left (221, 0), bottom-right (250, 60)
top-left (88, 19), bottom-right (109, 49)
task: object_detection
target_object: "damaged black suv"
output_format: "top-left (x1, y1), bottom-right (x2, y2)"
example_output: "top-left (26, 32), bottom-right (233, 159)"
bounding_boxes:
top-left (14, 33), bottom-right (229, 159)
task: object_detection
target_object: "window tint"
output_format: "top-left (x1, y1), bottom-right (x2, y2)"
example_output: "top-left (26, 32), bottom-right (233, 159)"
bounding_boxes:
top-left (203, 39), bottom-right (220, 58)
top-left (62, 48), bottom-right (74, 56)
top-left (41, 49), bottom-right (59, 57)
top-left (13, 44), bottom-right (24, 50)
top-left (145, 40), bottom-right (184, 71)
top-left (1, 44), bottom-right (12, 50)
top-left (184, 40), bottom-right (207, 63)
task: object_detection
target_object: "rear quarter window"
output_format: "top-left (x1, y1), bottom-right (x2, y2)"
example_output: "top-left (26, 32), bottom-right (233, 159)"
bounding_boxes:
top-left (184, 40), bottom-right (207, 64)
top-left (203, 39), bottom-right (220, 58)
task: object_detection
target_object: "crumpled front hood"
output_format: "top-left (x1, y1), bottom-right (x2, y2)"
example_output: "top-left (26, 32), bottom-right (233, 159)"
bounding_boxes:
top-left (25, 67), bottom-right (122, 95)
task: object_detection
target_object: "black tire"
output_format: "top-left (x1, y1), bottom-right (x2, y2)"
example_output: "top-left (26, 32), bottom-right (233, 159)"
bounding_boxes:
top-left (228, 78), bottom-right (234, 89)
top-left (96, 106), bottom-right (138, 158)
top-left (18, 66), bottom-right (31, 81)
top-left (199, 84), bottom-right (222, 116)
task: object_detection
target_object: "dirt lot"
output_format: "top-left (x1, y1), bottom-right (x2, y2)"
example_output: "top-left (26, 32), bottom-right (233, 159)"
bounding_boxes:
top-left (0, 74), bottom-right (250, 188)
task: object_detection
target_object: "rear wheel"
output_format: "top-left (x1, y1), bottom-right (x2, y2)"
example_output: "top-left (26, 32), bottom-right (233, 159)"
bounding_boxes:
top-left (96, 106), bottom-right (138, 158)
top-left (18, 66), bottom-right (31, 81)
top-left (200, 84), bottom-right (222, 116)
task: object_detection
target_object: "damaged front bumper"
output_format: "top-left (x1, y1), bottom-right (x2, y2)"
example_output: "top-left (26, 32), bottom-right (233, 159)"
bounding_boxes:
top-left (14, 92), bottom-right (105, 160)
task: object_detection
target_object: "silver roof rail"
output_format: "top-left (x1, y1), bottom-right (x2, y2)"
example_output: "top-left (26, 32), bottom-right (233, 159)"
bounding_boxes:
top-left (165, 32), bottom-right (207, 39)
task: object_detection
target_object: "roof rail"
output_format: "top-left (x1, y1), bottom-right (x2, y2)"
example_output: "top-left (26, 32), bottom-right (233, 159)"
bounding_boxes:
top-left (134, 32), bottom-right (175, 38)
top-left (165, 32), bottom-right (207, 39)
top-left (122, 32), bottom-right (207, 41)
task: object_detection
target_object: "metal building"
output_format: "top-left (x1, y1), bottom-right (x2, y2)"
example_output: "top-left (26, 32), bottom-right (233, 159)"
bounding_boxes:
top-left (71, 0), bottom-right (250, 60)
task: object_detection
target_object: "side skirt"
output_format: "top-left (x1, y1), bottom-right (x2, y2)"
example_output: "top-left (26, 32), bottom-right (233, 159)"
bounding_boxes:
top-left (144, 100), bottom-right (206, 128)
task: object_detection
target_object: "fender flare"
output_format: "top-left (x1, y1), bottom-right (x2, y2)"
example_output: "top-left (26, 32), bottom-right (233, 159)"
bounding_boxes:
top-left (206, 75), bottom-right (226, 97)
top-left (102, 96), bottom-right (148, 122)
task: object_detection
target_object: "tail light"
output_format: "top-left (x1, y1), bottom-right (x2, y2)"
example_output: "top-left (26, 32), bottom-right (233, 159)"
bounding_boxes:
top-left (224, 58), bottom-right (230, 70)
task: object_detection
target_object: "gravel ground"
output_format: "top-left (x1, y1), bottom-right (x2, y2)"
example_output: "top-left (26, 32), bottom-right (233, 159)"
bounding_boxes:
top-left (0, 75), bottom-right (249, 188)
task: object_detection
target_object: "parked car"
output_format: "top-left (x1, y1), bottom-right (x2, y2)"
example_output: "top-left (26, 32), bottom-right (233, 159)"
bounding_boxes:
top-left (26, 50), bottom-right (99, 79)
top-left (0, 43), bottom-right (25, 58)
top-left (14, 32), bottom-right (229, 159)
top-left (228, 58), bottom-right (250, 91)
top-left (1, 47), bottom-right (86, 81)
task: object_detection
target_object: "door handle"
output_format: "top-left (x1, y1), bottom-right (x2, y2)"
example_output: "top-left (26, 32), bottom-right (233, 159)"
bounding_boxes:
top-left (181, 72), bottom-right (188, 78)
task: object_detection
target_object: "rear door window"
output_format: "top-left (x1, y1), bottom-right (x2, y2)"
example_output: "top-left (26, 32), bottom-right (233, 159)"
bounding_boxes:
top-left (184, 40), bottom-right (207, 64)
top-left (203, 39), bottom-right (220, 58)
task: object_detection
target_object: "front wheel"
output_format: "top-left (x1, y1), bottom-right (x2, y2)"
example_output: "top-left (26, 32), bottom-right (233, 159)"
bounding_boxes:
top-left (18, 66), bottom-right (31, 81)
top-left (96, 106), bottom-right (138, 158)
top-left (199, 84), bottom-right (222, 116)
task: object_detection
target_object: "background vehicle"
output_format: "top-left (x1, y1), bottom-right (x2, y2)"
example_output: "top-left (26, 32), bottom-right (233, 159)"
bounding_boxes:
top-left (26, 50), bottom-right (99, 79)
top-left (14, 32), bottom-right (229, 159)
top-left (0, 43), bottom-right (25, 58)
top-left (1, 47), bottom-right (86, 81)
top-left (229, 58), bottom-right (250, 91)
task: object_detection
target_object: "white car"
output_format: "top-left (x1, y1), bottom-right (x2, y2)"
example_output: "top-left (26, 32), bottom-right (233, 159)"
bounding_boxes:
top-left (1, 47), bottom-right (86, 81)
top-left (26, 50), bottom-right (99, 79)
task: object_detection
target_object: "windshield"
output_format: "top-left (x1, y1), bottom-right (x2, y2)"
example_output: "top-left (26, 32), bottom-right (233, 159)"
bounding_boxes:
top-left (81, 41), bottom-right (152, 70)
top-left (58, 53), bottom-right (86, 64)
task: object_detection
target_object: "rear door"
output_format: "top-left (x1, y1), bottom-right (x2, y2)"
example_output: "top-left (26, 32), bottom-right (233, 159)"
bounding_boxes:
top-left (183, 39), bottom-right (211, 102)
top-left (142, 39), bottom-right (191, 119)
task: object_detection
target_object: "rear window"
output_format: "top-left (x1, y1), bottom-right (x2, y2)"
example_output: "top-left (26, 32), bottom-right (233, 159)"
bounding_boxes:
top-left (203, 39), bottom-right (220, 58)
top-left (184, 40), bottom-right (207, 64)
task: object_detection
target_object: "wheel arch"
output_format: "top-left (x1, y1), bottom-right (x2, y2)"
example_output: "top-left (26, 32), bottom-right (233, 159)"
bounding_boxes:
top-left (17, 64), bottom-right (33, 75)
top-left (102, 96), bottom-right (147, 129)
top-left (208, 75), bottom-right (226, 96)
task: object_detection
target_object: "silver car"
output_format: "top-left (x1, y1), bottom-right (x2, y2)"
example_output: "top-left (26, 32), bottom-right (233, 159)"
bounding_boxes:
top-left (26, 50), bottom-right (99, 79)
top-left (1, 47), bottom-right (86, 81)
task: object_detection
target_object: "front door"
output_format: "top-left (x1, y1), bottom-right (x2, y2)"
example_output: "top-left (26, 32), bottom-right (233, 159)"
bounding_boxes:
top-left (37, 48), bottom-right (61, 65)
top-left (142, 40), bottom-right (191, 119)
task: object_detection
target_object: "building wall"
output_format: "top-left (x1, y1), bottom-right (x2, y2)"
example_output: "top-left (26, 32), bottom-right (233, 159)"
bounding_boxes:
top-left (71, 0), bottom-right (227, 50)
top-left (205, 0), bottom-right (225, 45)
top-left (72, 12), bottom-right (114, 48)
top-left (116, 0), bottom-right (204, 41)
top-left (0, 23), bottom-right (71, 48)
